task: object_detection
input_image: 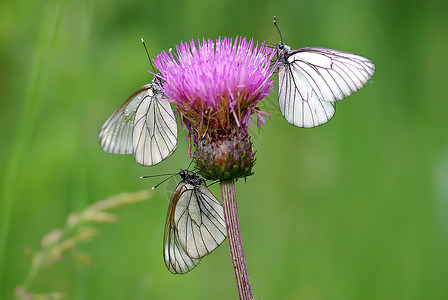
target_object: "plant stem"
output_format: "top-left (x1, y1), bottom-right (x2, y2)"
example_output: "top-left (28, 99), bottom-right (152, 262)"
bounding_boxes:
top-left (220, 179), bottom-right (253, 300)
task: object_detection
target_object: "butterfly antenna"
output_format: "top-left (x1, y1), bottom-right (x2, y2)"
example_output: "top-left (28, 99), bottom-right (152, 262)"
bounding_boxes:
top-left (187, 158), bottom-right (195, 170)
top-left (151, 175), bottom-right (176, 190)
top-left (141, 37), bottom-right (157, 74)
top-left (140, 172), bottom-right (178, 179)
top-left (140, 172), bottom-right (179, 190)
top-left (273, 16), bottom-right (283, 42)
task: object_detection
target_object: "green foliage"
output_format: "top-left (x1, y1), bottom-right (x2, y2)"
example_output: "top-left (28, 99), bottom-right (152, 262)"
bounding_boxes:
top-left (14, 190), bottom-right (150, 300)
top-left (1, 0), bottom-right (448, 299)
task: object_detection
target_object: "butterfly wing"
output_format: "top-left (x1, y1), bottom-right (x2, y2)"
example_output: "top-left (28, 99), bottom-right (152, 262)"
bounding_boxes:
top-left (164, 182), bottom-right (201, 274)
top-left (278, 47), bottom-right (375, 128)
top-left (98, 84), bottom-right (152, 154)
top-left (133, 84), bottom-right (177, 166)
top-left (174, 184), bottom-right (227, 259)
top-left (279, 61), bottom-right (336, 128)
top-left (163, 231), bottom-right (200, 274)
top-left (163, 181), bottom-right (227, 274)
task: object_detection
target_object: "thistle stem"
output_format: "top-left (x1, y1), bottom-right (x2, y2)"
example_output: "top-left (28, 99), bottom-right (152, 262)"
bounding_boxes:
top-left (220, 179), bottom-right (253, 300)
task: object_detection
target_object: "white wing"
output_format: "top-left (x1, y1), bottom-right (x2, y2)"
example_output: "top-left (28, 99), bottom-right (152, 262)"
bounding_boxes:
top-left (278, 47), bottom-right (375, 128)
top-left (164, 182), bottom-right (227, 274)
top-left (164, 217), bottom-right (201, 274)
top-left (98, 85), bottom-right (151, 154)
top-left (175, 184), bottom-right (227, 259)
top-left (279, 63), bottom-right (335, 128)
top-left (133, 85), bottom-right (177, 166)
top-left (98, 83), bottom-right (178, 165)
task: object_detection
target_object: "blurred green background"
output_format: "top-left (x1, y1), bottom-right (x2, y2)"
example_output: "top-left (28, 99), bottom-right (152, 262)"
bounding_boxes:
top-left (1, 0), bottom-right (447, 299)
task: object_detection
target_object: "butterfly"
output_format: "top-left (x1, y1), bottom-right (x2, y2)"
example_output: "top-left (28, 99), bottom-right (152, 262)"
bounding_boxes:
top-left (98, 78), bottom-right (177, 166)
top-left (163, 169), bottom-right (227, 274)
top-left (274, 18), bottom-right (376, 128)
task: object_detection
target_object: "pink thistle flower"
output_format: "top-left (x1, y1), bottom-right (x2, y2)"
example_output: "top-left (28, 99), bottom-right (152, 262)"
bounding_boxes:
top-left (154, 37), bottom-right (276, 135)
top-left (154, 37), bottom-right (276, 180)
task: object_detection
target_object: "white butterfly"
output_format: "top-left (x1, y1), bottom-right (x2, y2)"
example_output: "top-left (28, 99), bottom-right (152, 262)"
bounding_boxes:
top-left (276, 41), bottom-right (375, 128)
top-left (163, 170), bottom-right (227, 274)
top-left (98, 79), bottom-right (177, 166)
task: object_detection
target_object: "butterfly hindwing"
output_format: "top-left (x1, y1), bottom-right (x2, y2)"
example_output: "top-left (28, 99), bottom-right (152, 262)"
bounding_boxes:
top-left (279, 61), bottom-right (335, 128)
top-left (133, 84), bottom-right (177, 166)
top-left (164, 185), bottom-right (201, 274)
top-left (174, 184), bottom-right (227, 259)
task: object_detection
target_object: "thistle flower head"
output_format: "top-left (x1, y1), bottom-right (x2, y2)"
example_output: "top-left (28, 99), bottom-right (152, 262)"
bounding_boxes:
top-left (154, 37), bottom-right (276, 180)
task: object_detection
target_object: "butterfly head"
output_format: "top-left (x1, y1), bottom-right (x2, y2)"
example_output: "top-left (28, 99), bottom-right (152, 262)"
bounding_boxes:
top-left (151, 75), bottom-right (165, 89)
top-left (179, 169), bottom-right (190, 180)
top-left (179, 169), bottom-right (204, 186)
top-left (149, 79), bottom-right (164, 99)
top-left (276, 41), bottom-right (290, 63)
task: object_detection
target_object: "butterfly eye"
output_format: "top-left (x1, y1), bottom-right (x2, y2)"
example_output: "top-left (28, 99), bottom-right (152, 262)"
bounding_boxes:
top-left (179, 169), bottom-right (187, 178)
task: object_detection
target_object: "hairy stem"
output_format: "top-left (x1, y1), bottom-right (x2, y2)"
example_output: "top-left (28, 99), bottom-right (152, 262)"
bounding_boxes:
top-left (220, 179), bottom-right (253, 300)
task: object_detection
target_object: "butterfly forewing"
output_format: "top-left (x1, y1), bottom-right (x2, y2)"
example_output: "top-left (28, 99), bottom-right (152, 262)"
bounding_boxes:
top-left (278, 44), bottom-right (375, 128)
top-left (133, 85), bottom-right (177, 166)
top-left (164, 234), bottom-right (200, 274)
top-left (163, 173), bottom-right (227, 274)
top-left (98, 85), bottom-right (151, 154)
top-left (164, 183), bottom-right (201, 274)
top-left (98, 82), bottom-right (178, 166)
top-left (292, 47), bottom-right (375, 101)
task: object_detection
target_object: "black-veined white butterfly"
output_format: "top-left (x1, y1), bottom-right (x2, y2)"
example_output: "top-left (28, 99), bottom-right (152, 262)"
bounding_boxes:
top-left (98, 78), bottom-right (177, 166)
top-left (163, 169), bottom-right (227, 274)
top-left (274, 17), bottom-right (375, 128)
